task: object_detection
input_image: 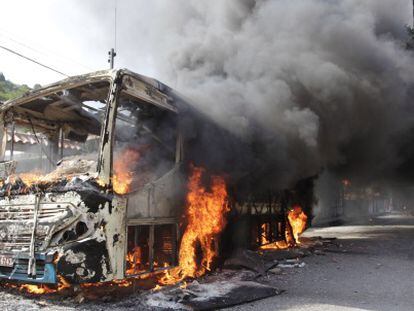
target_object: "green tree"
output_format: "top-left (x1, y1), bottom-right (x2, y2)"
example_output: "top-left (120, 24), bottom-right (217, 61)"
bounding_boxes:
top-left (0, 72), bottom-right (31, 102)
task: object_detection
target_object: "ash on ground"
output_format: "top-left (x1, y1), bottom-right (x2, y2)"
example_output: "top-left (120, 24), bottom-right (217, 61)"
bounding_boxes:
top-left (0, 236), bottom-right (337, 311)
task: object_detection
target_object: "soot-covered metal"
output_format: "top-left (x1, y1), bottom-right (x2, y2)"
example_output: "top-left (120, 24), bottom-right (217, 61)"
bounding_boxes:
top-left (0, 69), bottom-right (185, 285)
top-left (0, 68), bottom-right (313, 288)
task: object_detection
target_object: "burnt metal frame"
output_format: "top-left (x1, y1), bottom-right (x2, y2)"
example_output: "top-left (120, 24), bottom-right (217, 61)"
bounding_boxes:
top-left (97, 71), bottom-right (181, 279)
top-left (0, 69), bottom-right (181, 283)
top-left (0, 68), bottom-right (172, 176)
top-left (95, 69), bottom-right (177, 188)
top-left (234, 193), bottom-right (290, 249)
top-left (0, 70), bottom-right (115, 165)
top-left (125, 219), bottom-right (179, 277)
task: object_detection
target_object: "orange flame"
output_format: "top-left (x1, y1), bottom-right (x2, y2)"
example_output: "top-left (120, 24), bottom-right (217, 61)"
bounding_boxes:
top-left (179, 166), bottom-right (228, 277)
top-left (6, 171), bottom-right (49, 189)
top-left (18, 172), bottom-right (43, 187)
top-left (288, 205), bottom-right (308, 244)
top-left (160, 165), bottom-right (228, 284)
top-left (9, 164), bottom-right (227, 291)
top-left (113, 148), bottom-right (140, 194)
top-left (125, 246), bottom-right (143, 275)
top-left (260, 240), bottom-right (289, 250)
top-left (259, 222), bottom-right (290, 250)
top-left (19, 284), bottom-right (51, 295)
top-left (4, 148), bottom-right (141, 195)
top-left (81, 278), bottom-right (133, 288)
top-left (260, 205), bottom-right (308, 250)
top-left (18, 276), bottom-right (70, 295)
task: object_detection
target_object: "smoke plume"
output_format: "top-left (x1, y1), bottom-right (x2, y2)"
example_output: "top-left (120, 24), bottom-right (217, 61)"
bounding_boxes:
top-left (87, 0), bottom-right (414, 189)
top-left (139, 0), bottom-right (414, 187)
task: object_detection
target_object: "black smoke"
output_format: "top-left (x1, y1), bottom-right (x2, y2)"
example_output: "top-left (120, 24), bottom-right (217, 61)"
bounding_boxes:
top-left (83, 1), bottom-right (414, 193)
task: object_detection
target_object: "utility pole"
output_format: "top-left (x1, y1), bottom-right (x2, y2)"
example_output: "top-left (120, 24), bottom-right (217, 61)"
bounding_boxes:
top-left (108, 48), bottom-right (116, 69)
top-left (108, 0), bottom-right (118, 69)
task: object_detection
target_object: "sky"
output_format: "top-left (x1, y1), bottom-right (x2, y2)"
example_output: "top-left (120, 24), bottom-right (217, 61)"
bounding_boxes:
top-left (0, 0), bottom-right (412, 89)
top-left (0, 0), bottom-right (156, 87)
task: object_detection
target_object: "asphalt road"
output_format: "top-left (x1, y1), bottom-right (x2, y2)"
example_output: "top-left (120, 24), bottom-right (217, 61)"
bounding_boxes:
top-left (228, 214), bottom-right (414, 311)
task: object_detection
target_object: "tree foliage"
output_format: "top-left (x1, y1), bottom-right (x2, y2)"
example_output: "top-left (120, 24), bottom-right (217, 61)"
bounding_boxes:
top-left (0, 72), bottom-right (30, 102)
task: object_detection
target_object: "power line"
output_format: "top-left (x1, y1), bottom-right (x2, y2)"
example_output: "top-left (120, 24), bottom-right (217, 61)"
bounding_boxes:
top-left (0, 29), bottom-right (93, 71)
top-left (0, 44), bottom-right (69, 77)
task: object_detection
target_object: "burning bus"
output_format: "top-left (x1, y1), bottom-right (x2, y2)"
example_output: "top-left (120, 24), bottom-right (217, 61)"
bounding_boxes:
top-left (0, 69), bottom-right (188, 284)
top-left (0, 69), bottom-right (311, 287)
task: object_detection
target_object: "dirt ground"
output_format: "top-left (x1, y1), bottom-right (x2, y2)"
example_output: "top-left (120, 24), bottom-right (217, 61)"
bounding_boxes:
top-left (0, 214), bottom-right (413, 311)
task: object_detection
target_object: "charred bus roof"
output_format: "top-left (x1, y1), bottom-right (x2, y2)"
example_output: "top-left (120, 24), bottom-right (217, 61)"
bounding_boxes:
top-left (0, 68), bottom-right (174, 112)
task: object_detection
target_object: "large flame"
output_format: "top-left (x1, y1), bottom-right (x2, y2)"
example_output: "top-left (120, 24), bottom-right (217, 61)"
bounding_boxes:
top-left (4, 163), bottom-right (228, 293)
top-left (113, 148), bottom-right (140, 194)
top-left (179, 166), bottom-right (228, 277)
top-left (160, 165), bottom-right (228, 284)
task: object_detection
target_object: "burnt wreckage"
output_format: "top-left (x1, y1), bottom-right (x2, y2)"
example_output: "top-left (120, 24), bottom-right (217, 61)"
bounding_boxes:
top-left (0, 69), bottom-right (186, 284)
top-left (0, 69), bottom-right (313, 285)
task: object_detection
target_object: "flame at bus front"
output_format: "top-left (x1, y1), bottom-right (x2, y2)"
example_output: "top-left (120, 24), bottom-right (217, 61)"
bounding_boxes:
top-left (160, 165), bottom-right (229, 284)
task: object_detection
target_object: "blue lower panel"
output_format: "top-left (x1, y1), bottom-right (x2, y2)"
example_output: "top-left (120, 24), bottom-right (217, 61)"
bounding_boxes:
top-left (0, 256), bottom-right (57, 284)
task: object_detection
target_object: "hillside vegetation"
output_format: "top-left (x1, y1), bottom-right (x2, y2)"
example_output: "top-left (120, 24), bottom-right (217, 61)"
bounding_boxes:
top-left (0, 72), bottom-right (30, 102)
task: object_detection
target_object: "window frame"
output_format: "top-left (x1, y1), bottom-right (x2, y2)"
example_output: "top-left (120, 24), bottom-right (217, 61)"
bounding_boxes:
top-left (0, 76), bottom-right (114, 175)
top-left (125, 220), bottom-right (179, 276)
top-left (109, 73), bottom-right (180, 194)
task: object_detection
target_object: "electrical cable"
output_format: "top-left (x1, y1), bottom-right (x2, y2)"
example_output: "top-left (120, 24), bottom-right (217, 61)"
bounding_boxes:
top-left (0, 30), bottom-right (93, 71)
top-left (0, 44), bottom-right (69, 77)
